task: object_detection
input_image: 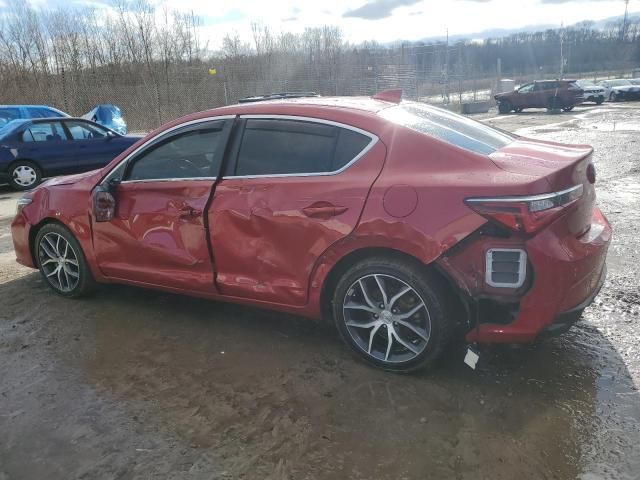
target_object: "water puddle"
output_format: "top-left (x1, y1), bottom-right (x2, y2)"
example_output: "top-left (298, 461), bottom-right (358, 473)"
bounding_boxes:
top-left (588, 122), bottom-right (640, 132)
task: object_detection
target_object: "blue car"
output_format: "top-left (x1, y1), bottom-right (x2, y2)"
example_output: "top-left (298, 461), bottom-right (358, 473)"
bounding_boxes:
top-left (0, 105), bottom-right (69, 127)
top-left (0, 117), bottom-right (140, 190)
top-left (82, 104), bottom-right (128, 135)
top-left (0, 103), bottom-right (129, 135)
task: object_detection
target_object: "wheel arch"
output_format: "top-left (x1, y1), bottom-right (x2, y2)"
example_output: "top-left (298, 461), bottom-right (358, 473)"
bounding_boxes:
top-left (8, 157), bottom-right (42, 172)
top-left (28, 217), bottom-right (68, 266)
top-left (318, 246), bottom-right (461, 322)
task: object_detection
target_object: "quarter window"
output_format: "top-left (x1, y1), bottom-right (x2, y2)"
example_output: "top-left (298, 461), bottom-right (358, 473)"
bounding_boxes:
top-left (21, 122), bottom-right (66, 142)
top-left (126, 121), bottom-right (226, 181)
top-left (234, 119), bottom-right (372, 176)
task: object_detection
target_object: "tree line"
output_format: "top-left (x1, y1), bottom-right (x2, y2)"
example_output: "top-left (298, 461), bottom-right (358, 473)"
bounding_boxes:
top-left (1, 0), bottom-right (637, 130)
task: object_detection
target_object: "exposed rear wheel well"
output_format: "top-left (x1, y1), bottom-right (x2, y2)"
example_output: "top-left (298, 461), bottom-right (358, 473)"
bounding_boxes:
top-left (319, 247), bottom-right (462, 323)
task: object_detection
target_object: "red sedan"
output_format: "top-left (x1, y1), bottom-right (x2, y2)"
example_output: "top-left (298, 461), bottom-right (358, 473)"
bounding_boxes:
top-left (11, 90), bottom-right (611, 371)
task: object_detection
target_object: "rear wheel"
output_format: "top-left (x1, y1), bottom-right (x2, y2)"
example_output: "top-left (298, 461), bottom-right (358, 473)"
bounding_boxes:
top-left (596, 96), bottom-right (604, 105)
top-left (547, 96), bottom-right (562, 112)
top-left (562, 105), bottom-right (575, 112)
top-left (498, 100), bottom-right (512, 114)
top-left (9, 160), bottom-right (41, 190)
top-left (35, 223), bottom-right (96, 298)
top-left (332, 257), bottom-right (453, 372)
top-left (514, 107), bottom-right (524, 113)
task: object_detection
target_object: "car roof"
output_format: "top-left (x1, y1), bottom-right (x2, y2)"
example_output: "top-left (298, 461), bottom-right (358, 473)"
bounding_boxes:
top-left (533, 79), bottom-right (577, 83)
top-left (142, 95), bottom-right (403, 141)
top-left (0, 104), bottom-right (64, 109)
top-left (225, 95), bottom-right (396, 114)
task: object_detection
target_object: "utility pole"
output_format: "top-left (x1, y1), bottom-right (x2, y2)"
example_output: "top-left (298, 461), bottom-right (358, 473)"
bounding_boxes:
top-left (444, 27), bottom-right (450, 104)
top-left (559, 22), bottom-right (564, 78)
top-left (622, 0), bottom-right (630, 40)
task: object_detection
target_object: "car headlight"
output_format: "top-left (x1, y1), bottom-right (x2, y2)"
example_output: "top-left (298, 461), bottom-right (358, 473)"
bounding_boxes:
top-left (15, 196), bottom-right (32, 215)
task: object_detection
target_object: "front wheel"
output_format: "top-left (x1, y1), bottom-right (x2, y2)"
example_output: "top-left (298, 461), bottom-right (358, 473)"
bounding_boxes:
top-left (9, 160), bottom-right (41, 190)
top-left (332, 257), bottom-right (453, 372)
top-left (562, 105), bottom-right (575, 112)
top-left (35, 223), bottom-right (96, 298)
top-left (497, 100), bottom-right (512, 114)
top-left (610, 92), bottom-right (619, 102)
top-left (596, 96), bottom-right (604, 105)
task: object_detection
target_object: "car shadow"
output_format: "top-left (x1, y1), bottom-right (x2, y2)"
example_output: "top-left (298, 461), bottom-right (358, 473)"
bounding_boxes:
top-left (0, 272), bottom-right (638, 479)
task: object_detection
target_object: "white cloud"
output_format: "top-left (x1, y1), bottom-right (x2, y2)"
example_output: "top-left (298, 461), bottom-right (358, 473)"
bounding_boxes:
top-left (20, 0), bottom-right (639, 48)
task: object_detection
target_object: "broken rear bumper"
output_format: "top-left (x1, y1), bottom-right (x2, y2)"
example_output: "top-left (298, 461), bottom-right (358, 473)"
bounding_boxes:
top-left (464, 207), bottom-right (611, 343)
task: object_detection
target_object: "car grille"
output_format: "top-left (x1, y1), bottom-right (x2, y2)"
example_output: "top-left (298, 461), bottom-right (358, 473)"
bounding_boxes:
top-left (485, 249), bottom-right (527, 288)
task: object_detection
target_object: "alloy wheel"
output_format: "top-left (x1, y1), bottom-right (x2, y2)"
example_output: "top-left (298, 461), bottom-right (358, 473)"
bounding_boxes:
top-left (12, 165), bottom-right (37, 187)
top-left (342, 274), bottom-right (431, 364)
top-left (38, 232), bottom-right (80, 292)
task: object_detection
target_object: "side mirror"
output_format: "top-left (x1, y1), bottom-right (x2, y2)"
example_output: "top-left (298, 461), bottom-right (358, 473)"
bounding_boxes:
top-left (93, 179), bottom-right (119, 222)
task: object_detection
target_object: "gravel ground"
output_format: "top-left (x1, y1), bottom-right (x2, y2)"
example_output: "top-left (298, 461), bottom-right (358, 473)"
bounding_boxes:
top-left (0, 103), bottom-right (638, 480)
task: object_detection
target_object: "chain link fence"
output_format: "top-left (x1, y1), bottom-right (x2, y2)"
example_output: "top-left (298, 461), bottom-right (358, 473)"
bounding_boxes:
top-left (0, 59), bottom-right (635, 133)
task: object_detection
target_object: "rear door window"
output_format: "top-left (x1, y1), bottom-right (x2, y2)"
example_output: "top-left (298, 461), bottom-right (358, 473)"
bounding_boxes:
top-left (21, 122), bottom-right (67, 142)
top-left (233, 119), bottom-right (373, 176)
top-left (65, 120), bottom-right (109, 140)
top-left (379, 102), bottom-right (514, 155)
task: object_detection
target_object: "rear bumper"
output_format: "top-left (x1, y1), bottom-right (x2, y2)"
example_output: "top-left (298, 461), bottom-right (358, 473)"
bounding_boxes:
top-left (538, 264), bottom-right (606, 338)
top-left (466, 207), bottom-right (611, 343)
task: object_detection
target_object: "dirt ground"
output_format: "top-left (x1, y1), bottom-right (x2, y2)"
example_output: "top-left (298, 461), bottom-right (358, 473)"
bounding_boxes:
top-left (1, 103), bottom-right (639, 480)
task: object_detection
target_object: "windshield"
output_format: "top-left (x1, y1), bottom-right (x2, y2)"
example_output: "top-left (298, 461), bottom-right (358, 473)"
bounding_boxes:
top-left (577, 80), bottom-right (596, 87)
top-left (379, 102), bottom-right (515, 155)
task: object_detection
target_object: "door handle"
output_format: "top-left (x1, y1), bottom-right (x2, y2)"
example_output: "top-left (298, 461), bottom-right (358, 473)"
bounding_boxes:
top-left (177, 206), bottom-right (202, 218)
top-left (302, 202), bottom-right (348, 219)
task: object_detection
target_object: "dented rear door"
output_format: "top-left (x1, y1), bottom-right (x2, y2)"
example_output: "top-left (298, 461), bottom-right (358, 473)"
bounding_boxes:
top-left (208, 116), bottom-right (386, 306)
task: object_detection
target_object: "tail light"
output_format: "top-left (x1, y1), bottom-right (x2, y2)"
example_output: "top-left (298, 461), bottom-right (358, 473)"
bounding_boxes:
top-left (465, 185), bottom-right (583, 234)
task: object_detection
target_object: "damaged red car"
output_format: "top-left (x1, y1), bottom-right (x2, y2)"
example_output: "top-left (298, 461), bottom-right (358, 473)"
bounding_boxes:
top-left (11, 90), bottom-right (611, 371)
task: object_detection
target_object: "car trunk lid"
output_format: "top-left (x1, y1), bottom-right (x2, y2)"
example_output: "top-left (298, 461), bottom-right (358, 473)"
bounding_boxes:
top-left (488, 138), bottom-right (596, 236)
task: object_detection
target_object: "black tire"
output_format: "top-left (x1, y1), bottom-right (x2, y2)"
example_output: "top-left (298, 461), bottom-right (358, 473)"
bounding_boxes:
top-left (514, 107), bottom-right (524, 113)
top-left (596, 96), bottom-right (604, 105)
top-left (562, 105), bottom-right (575, 112)
top-left (9, 160), bottom-right (41, 191)
top-left (610, 92), bottom-right (619, 102)
top-left (547, 96), bottom-right (561, 112)
top-left (497, 100), bottom-right (512, 114)
top-left (34, 223), bottom-right (96, 298)
top-left (332, 257), bottom-right (453, 372)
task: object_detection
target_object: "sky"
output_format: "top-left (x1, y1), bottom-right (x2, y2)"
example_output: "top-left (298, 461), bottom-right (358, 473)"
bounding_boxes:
top-left (19, 0), bottom-right (640, 48)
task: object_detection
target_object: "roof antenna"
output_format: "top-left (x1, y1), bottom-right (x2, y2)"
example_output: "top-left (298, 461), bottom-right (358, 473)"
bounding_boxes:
top-left (372, 89), bottom-right (403, 103)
